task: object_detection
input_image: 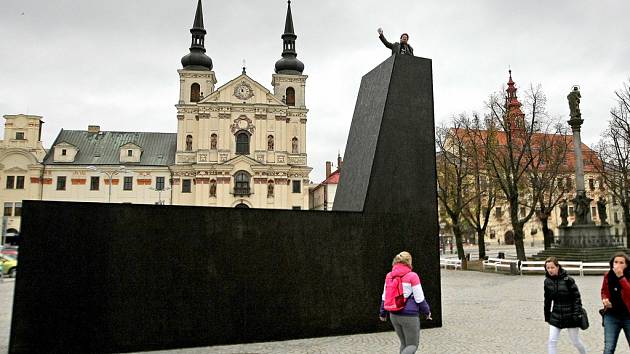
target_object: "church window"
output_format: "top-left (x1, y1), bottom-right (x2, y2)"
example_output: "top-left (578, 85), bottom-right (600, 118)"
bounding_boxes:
top-left (190, 83), bottom-right (201, 102)
top-left (286, 87), bottom-right (295, 106)
top-left (186, 135), bottom-right (193, 151)
top-left (234, 171), bottom-right (251, 196)
top-left (182, 179), bottom-right (192, 193)
top-left (292, 137), bottom-right (299, 154)
top-left (236, 131), bottom-right (250, 155)
top-left (15, 132), bottom-right (24, 140)
top-left (292, 180), bottom-right (301, 193)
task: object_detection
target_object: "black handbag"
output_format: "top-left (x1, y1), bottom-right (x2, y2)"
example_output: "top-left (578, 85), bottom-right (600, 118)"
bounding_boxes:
top-left (599, 308), bottom-right (606, 327)
top-left (579, 307), bottom-right (589, 330)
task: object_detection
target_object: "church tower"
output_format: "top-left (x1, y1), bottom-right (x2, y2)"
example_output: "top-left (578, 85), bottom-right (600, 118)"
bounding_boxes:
top-left (504, 70), bottom-right (526, 131)
top-left (176, 0), bottom-right (217, 155)
top-left (271, 0), bottom-right (309, 168)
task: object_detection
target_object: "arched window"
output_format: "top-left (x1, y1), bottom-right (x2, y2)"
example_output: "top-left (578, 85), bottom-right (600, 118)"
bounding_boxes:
top-left (190, 83), bottom-right (201, 102)
top-left (292, 137), bottom-right (299, 154)
top-left (186, 135), bottom-right (193, 151)
top-left (236, 131), bottom-right (250, 155)
top-left (286, 87), bottom-right (295, 106)
top-left (235, 203), bottom-right (249, 209)
top-left (234, 171), bottom-right (251, 196)
top-left (210, 134), bottom-right (218, 150)
top-left (267, 135), bottom-right (274, 151)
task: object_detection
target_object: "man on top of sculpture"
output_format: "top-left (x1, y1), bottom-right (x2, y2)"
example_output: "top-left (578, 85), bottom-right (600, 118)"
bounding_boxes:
top-left (378, 28), bottom-right (414, 56)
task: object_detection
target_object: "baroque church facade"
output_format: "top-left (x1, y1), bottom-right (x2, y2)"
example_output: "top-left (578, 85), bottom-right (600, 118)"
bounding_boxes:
top-left (172, 0), bottom-right (311, 209)
top-left (0, 0), bottom-right (311, 242)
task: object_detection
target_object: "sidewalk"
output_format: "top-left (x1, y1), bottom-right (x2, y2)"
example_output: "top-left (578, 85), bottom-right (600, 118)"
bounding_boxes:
top-left (2, 271), bottom-right (628, 353)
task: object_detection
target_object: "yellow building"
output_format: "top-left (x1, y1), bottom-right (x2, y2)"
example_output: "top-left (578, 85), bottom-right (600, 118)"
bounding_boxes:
top-left (0, 1), bottom-right (312, 242)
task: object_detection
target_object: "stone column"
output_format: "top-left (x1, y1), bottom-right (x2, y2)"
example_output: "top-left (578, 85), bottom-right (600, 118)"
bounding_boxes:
top-left (567, 86), bottom-right (593, 226)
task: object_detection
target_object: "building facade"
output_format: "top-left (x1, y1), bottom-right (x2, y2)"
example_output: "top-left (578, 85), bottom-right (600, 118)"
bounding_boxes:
top-left (0, 114), bottom-right (46, 244)
top-left (0, 0), bottom-right (312, 241)
top-left (171, 0), bottom-right (311, 209)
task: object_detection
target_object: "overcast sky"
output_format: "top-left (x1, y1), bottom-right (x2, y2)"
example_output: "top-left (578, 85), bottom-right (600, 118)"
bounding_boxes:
top-left (1, 1), bottom-right (629, 182)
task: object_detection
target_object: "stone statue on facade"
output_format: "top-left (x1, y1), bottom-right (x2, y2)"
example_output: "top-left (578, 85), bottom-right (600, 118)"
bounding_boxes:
top-left (267, 135), bottom-right (274, 151)
top-left (598, 196), bottom-right (608, 225)
top-left (567, 86), bottom-right (581, 120)
top-left (559, 199), bottom-right (569, 227)
top-left (267, 181), bottom-right (274, 198)
top-left (377, 28), bottom-right (414, 56)
top-left (209, 179), bottom-right (217, 197)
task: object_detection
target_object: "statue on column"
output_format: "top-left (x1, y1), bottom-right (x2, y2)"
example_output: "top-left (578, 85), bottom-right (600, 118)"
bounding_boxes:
top-left (567, 86), bottom-right (581, 120)
top-left (597, 196), bottom-right (608, 225)
top-left (572, 194), bottom-right (591, 225)
top-left (559, 199), bottom-right (569, 227)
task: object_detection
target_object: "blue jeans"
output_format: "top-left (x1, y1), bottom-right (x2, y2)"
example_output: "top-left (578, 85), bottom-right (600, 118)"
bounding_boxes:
top-left (604, 313), bottom-right (630, 354)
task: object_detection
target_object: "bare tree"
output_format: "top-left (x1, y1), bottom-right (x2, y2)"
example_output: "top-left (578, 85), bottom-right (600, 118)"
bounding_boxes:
top-left (460, 113), bottom-right (498, 259)
top-left (594, 79), bottom-right (630, 244)
top-left (481, 83), bottom-right (559, 260)
top-left (436, 116), bottom-right (477, 260)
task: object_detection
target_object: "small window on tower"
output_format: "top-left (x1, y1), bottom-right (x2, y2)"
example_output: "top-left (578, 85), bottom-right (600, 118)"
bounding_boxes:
top-left (15, 132), bottom-right (25, 140)
top-left (286, 87), bottom-right (295, 106)
top-left (190, 83), bottom-right (201, 102)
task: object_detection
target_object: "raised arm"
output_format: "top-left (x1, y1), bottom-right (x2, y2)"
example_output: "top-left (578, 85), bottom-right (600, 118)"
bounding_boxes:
top-left (378, 28), bottom-right (394, 49)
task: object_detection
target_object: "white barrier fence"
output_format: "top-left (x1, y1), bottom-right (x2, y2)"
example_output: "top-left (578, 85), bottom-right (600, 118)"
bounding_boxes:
top-left (440, 257), bottom-right (611, 276)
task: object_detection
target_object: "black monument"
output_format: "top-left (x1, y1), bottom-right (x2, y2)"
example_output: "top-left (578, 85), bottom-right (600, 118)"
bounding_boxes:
top-left (9, 54), bottom-right (440, 353)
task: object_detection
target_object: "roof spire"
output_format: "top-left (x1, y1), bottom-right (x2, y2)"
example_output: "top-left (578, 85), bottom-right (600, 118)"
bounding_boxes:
top-left (181, 0), bottom-right (213, 71)
top-left (504, 69), bottom-right (525, 130)
top-left (274, 0), bottom-right (304, 75)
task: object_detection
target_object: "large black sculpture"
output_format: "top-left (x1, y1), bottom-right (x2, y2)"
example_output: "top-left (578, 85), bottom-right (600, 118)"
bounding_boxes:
top-left (9, 54), bottom-right (440, 353)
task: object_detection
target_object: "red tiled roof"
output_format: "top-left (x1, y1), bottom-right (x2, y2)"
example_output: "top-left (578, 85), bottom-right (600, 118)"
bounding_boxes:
top-left (321, 169), bottom-right (340, 184)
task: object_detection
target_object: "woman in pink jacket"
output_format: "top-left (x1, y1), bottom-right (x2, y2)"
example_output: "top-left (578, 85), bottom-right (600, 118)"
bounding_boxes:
top-left (379, 251), bottom-right (431, 354)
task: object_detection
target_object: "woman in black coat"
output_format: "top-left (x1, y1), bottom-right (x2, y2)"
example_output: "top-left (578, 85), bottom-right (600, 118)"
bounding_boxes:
top-left (544, 257), bottom-right (587, 354)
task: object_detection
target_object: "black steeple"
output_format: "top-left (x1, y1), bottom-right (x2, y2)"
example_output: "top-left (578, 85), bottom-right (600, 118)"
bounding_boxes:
top-left (274, 0), bottom-right (304, 75)
top-left (181, 0), bottom-right (213, 71)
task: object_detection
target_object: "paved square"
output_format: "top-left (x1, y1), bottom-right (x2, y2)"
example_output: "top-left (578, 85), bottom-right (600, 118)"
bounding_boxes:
top-left (3, 270), bottom-right (630, 353)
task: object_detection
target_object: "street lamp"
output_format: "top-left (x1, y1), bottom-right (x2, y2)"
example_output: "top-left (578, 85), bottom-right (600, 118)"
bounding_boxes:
top-left (87, 165), bottom-right (127, 203)
top-left (148, 186), bottom-right (171, 205)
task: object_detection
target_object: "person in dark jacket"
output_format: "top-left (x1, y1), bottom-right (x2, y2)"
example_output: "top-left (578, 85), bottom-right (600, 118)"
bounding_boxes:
top-left (544, 257), bottom-right (587, 354)
top-left (377, 28), bottom-right (414, 56)
top-left (601, 252), bottom-right (630, 354)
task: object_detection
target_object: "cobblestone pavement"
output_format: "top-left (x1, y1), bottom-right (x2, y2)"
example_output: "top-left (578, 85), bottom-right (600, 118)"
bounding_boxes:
top-left (3, 271), bottom-right (630, 353)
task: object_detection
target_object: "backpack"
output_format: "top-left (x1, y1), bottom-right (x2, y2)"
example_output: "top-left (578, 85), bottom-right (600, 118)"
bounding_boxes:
top-left (383, 275), bottom-right (406, 312)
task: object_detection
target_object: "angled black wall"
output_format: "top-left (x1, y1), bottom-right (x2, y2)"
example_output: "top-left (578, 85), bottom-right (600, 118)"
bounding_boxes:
top-left (9, 55), bottom-right (441, 353)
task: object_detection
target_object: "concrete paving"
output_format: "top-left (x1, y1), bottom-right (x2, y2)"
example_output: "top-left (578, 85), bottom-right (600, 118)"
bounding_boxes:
top-left (2, 270), bottom-right (630, 353)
